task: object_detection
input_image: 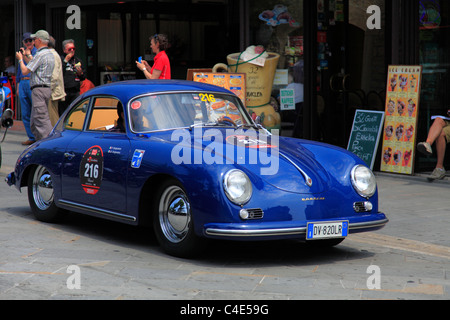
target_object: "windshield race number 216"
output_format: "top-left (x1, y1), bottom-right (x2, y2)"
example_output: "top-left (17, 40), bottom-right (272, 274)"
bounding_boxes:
top-left (199, 93), bottom-right (215, 102)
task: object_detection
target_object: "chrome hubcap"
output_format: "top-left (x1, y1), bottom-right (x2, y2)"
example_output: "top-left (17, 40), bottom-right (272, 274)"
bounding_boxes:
top-left (159, 186), bottom-right (191, 243)
top-left (32, 166), bottom-right (54, 211)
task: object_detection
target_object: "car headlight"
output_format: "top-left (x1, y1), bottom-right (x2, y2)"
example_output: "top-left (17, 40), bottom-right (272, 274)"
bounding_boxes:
top-left (351, 165), bottom-right (377, 198)
top-left (223, 169), bottom-right (252, 205)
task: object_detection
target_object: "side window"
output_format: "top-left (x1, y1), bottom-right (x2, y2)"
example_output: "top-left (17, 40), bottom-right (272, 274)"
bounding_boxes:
top-left (64, 99), bottom-right (90, 131)
top-left (87, 97), bottom-right (123, 132)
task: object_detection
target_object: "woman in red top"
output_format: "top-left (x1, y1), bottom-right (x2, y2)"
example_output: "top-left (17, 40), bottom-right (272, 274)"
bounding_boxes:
top-left (136, 34), bottom-right (171, 80)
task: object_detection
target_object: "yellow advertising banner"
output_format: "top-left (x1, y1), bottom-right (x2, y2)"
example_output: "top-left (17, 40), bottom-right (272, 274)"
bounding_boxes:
top-left (380, 65), bottom-right (422, 175)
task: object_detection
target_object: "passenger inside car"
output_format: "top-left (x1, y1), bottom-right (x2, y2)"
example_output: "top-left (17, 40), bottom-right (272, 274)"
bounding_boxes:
top-left (130, 100), bottom-right (151, 132)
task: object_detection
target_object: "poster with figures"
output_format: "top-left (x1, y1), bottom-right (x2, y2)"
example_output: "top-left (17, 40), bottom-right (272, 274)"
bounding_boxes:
top-left (193, 73), bottom-right (246, 106)
top-left (381, 65), bottom-right (422, 175)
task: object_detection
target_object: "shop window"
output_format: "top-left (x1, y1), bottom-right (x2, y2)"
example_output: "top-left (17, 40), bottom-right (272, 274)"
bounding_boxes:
top-left (98, 13), bottom-right (131, 68)
top-left (249, 1), bottom-right (303, 69)
top-left (417, 0), bottom-right (450, 170)
top-left (419, 1), bottom-right (450, 117)
top-left (248, 1), bottom-right (304, 135)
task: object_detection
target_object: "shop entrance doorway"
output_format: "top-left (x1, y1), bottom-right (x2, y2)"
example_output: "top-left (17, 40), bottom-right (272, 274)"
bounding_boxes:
top-left (314, 0), bottom-right (386, 148)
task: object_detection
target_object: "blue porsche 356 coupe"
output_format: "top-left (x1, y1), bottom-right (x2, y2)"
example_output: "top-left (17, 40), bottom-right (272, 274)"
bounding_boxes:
top-left (6, 80), bottom-right (387, 257)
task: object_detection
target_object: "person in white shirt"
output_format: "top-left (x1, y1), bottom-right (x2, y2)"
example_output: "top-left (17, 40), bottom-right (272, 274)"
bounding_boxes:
top-left (47, 36), bottom-right (66, 126)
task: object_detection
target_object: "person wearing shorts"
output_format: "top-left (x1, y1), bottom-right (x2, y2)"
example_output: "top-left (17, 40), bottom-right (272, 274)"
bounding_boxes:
top-left (417, 114), bottom-right (450, 180)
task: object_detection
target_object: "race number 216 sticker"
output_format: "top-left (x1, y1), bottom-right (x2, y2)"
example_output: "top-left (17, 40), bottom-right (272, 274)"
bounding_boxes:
top-left (80, 146), bottom-right (104, 195)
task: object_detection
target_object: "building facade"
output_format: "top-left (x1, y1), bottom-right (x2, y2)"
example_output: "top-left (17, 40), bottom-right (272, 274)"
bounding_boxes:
top-left (0, 0), bottom-right (448, 172)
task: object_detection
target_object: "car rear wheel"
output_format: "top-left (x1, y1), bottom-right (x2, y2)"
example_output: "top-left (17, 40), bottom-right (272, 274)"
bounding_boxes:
top-left (27, 165), bottom-right (64, 222)
top-left (153, 179), bottom-right (205, 258)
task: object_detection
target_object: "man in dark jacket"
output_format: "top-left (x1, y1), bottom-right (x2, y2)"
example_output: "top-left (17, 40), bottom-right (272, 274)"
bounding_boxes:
top-left (59, 39), bottom-right (85, 116)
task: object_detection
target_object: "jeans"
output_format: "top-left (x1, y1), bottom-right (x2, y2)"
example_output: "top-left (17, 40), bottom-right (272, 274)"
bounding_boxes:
top-left (19, 80), bottom-right (35, 141)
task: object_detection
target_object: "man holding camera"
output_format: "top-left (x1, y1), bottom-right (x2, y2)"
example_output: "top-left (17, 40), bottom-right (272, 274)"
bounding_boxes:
top-left (16, 32), bottom-right (37, 145)
top-left (16, 30), bottom-right (55, 142)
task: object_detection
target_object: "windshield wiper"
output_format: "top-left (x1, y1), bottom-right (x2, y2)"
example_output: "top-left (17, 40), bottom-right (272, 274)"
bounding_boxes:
top-left (189, 121), bottom-right (266, 132)
top-left (236, 123), bottom-right (262, 130)
top-left (189, 121), bottom-right (236, 131)
top-left (189, 122), bottom-right (221, 131)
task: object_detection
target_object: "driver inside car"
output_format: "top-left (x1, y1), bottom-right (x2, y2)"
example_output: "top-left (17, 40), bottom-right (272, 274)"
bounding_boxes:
top-left (109, 102), bottom-right (126, 133)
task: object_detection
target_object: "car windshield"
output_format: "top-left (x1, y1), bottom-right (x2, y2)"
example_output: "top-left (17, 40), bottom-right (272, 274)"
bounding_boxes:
top-left (128, 92), bottom-right (253, 133)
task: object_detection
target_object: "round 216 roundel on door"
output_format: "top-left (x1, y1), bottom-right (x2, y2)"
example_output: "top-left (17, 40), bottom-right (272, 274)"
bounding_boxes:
top-left (80, 146), bottom-right (104, 195)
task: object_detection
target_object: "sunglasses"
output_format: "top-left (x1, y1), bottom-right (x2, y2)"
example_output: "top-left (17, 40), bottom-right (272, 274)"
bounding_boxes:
top-left (23, 39), bottom-right (33, 44)
top-left (150, 34), bottom-right (160, 44)
top-left (67, 47), bottom-right (76, 51)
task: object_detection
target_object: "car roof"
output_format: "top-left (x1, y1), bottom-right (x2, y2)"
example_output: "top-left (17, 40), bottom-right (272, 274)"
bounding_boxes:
top-left (82, 79), bottom-right (234, 102)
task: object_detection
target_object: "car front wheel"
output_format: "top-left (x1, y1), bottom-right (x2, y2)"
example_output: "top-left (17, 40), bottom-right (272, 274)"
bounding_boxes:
top-left (153, 179), bottom-right (205, 258)
top-left (27, 165), bottom-right (64, 222)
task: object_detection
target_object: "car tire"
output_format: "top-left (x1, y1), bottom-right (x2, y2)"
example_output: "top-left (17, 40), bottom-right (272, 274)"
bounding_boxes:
top-left (152, 178), bottom-right (205, 258)
top-left (27, 165), bottom-right (64, 223)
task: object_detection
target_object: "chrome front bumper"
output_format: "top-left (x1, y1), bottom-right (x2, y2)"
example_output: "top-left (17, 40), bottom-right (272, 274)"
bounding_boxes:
top-left (205, 218), bottom-right (389, 238)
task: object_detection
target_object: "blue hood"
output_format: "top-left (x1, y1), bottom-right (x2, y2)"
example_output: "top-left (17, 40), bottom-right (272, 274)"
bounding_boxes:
top-left (155, 129), bottom-right (334, 195)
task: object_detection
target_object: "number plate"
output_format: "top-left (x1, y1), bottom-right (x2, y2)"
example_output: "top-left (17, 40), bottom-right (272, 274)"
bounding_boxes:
top-left (306, 221), bottom-right (349, 240)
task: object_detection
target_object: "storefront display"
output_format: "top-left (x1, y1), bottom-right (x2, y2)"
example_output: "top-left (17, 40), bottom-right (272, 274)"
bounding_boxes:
top-left (100, 71), bottom-right (136, 85)
top-left (227, 49), bottom-right (281, 130)
top-left (9, 0), bottom-right (447, 173)
top-left (248, 1), bottom-right (303, 133)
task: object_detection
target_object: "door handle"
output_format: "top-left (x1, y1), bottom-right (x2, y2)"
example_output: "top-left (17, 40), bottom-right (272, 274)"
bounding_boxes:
top-left (330, 73), bottom-right (351, 93)
top-left (330, 74), bottom-right (340, 92)
top-left (64, 152), bottom-right (75, 160)
top-left (330, 73), bottom-right (346, 93)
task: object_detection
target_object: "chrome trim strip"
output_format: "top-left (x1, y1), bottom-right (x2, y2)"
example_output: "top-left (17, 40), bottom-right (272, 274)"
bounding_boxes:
top-left (58, 199), bottom-right (136, 222)
top-left (279, 152), bottom-right (313, 187)
top-left (205, 227), bottom-right (307, 237)
top-left (348, 218), bottom-right (389, 231)
top-left (205, 218), bottom-right (389, 238)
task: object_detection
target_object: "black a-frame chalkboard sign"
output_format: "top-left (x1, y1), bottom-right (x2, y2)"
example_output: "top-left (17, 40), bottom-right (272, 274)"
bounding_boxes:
top-left (347, 110), bottom-right (385, 170)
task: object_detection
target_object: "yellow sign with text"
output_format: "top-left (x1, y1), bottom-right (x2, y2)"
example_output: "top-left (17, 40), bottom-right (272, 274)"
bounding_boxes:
top-left (380, 65), bottom-right (422, 175)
